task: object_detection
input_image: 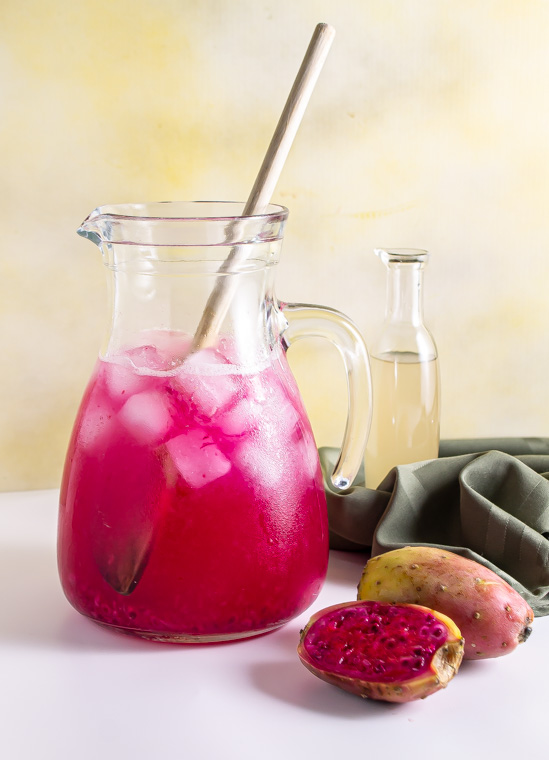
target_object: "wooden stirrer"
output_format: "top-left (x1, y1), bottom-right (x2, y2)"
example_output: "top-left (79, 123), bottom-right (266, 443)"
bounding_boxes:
top-left (190, 22), bottom-right (335, 352)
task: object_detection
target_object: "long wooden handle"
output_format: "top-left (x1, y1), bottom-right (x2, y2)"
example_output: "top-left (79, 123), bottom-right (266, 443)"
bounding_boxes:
top-left (242, 22), bottom-right (336, 216)
top-left (191, 23), bottom-right (336, 351)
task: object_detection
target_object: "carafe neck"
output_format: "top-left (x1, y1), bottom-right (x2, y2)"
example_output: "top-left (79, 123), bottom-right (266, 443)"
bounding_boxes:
top-left (385, 261), bottom-right (424, 326)
top-left (378, 249), bottom-right (429, 327)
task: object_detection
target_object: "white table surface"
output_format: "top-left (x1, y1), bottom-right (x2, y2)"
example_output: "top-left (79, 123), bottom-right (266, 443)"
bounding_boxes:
top-left (1, 488), bottom-right (546, 760)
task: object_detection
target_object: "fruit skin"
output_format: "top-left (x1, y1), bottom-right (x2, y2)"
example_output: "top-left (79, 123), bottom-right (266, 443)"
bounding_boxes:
top-left (358, 546), bottom-right (534, 660)
top-left (298, 600), bottom-right (464, 704)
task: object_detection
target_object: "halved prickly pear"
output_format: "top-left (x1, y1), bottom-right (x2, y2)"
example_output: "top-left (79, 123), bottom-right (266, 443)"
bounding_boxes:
top-left (357, 546), bottom-right (534, 659)
top-left (297, 600), bottom-right (464, 703)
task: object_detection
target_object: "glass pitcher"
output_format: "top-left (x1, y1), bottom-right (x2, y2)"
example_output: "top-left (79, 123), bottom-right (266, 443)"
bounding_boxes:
top-left (58, 201), bottom-right (372, 642)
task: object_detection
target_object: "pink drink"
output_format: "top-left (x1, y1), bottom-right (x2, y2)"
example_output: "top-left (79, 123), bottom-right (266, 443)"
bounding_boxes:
top-left (58, 335), bottom-right (328, 641)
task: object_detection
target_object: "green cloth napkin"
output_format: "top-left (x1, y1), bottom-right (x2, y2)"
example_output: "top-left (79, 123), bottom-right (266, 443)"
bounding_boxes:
top-left (439, 437), bottom-right (549, 457)
top-left (319, 439), bottom-right (549, 616)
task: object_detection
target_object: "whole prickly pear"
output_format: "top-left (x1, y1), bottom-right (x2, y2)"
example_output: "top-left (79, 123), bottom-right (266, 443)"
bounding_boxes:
top-left (357, 546), bottom-right (534, 659)
top-left (298, 600), bottom-right (464, 703)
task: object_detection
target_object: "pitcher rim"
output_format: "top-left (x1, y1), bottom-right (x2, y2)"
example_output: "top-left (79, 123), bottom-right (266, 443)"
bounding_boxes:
top-left (85, 200), bottom-right (289, 223)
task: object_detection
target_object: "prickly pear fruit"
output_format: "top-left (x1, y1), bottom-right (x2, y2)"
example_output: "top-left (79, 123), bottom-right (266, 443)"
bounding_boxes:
top-left (297, 600), bottom-right (464, 703)
top-left (357, 546), bottom-right (534, 660)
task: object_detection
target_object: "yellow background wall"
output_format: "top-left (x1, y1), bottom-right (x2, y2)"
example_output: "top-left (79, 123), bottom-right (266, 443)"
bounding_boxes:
top-left (2, 0), bottom-right (549, 491)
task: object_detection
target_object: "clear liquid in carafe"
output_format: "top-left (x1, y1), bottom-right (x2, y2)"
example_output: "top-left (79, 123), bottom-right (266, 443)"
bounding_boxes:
top-left (364, 351), bottom-right (440, 488)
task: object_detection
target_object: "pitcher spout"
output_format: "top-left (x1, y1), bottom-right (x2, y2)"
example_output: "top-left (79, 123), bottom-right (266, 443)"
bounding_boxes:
top-left (77, 207), bottom-right (104, 246)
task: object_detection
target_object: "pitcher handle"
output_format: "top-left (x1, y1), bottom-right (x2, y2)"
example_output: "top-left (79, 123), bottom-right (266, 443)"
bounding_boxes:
top-left (280, 302), bottom-right (373, 491)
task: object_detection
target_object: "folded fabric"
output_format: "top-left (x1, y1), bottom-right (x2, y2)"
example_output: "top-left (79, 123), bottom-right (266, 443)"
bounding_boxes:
top-left (439, 437), bottom-right (549, 457)
top-left (319, 443), bottom-right (549, 616)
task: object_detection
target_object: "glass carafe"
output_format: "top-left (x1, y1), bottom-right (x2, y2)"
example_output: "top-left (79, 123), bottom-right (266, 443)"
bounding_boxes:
top-left (58, 201), bottom-right (372, 642)
top-left (364, 248), bottom-right (440, 488)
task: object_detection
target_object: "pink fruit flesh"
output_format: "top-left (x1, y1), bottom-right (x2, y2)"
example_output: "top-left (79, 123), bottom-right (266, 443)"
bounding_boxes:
top-left (298, 600), bottom-right (464, 703)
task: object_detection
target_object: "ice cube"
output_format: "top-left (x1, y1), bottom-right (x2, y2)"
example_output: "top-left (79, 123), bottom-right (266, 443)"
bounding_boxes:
top-left (184, 346), bottom-right (228, 371)
top-left (125, 344), bottom-right (167, 371)
top-left (165, 429), bottom-right (231, 488)
top-left (232, 434), bottom-right (290, 491)
top-left (102, 360), bottom-right (153, 402)
top-left (240, 372), bottom-right (269, 404)
top-left (78, 402), bottom-right (117, 451)
top-left (148, 330), bottom-right (192, 369)
top-left (118, 389), bottom-right (174, 445)
top-left (262, 386), bottom-right (302, 439)
top-left (174, 349), bottom-right (238, 418)
top-left (217, 396), bottom-right (263, 437)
